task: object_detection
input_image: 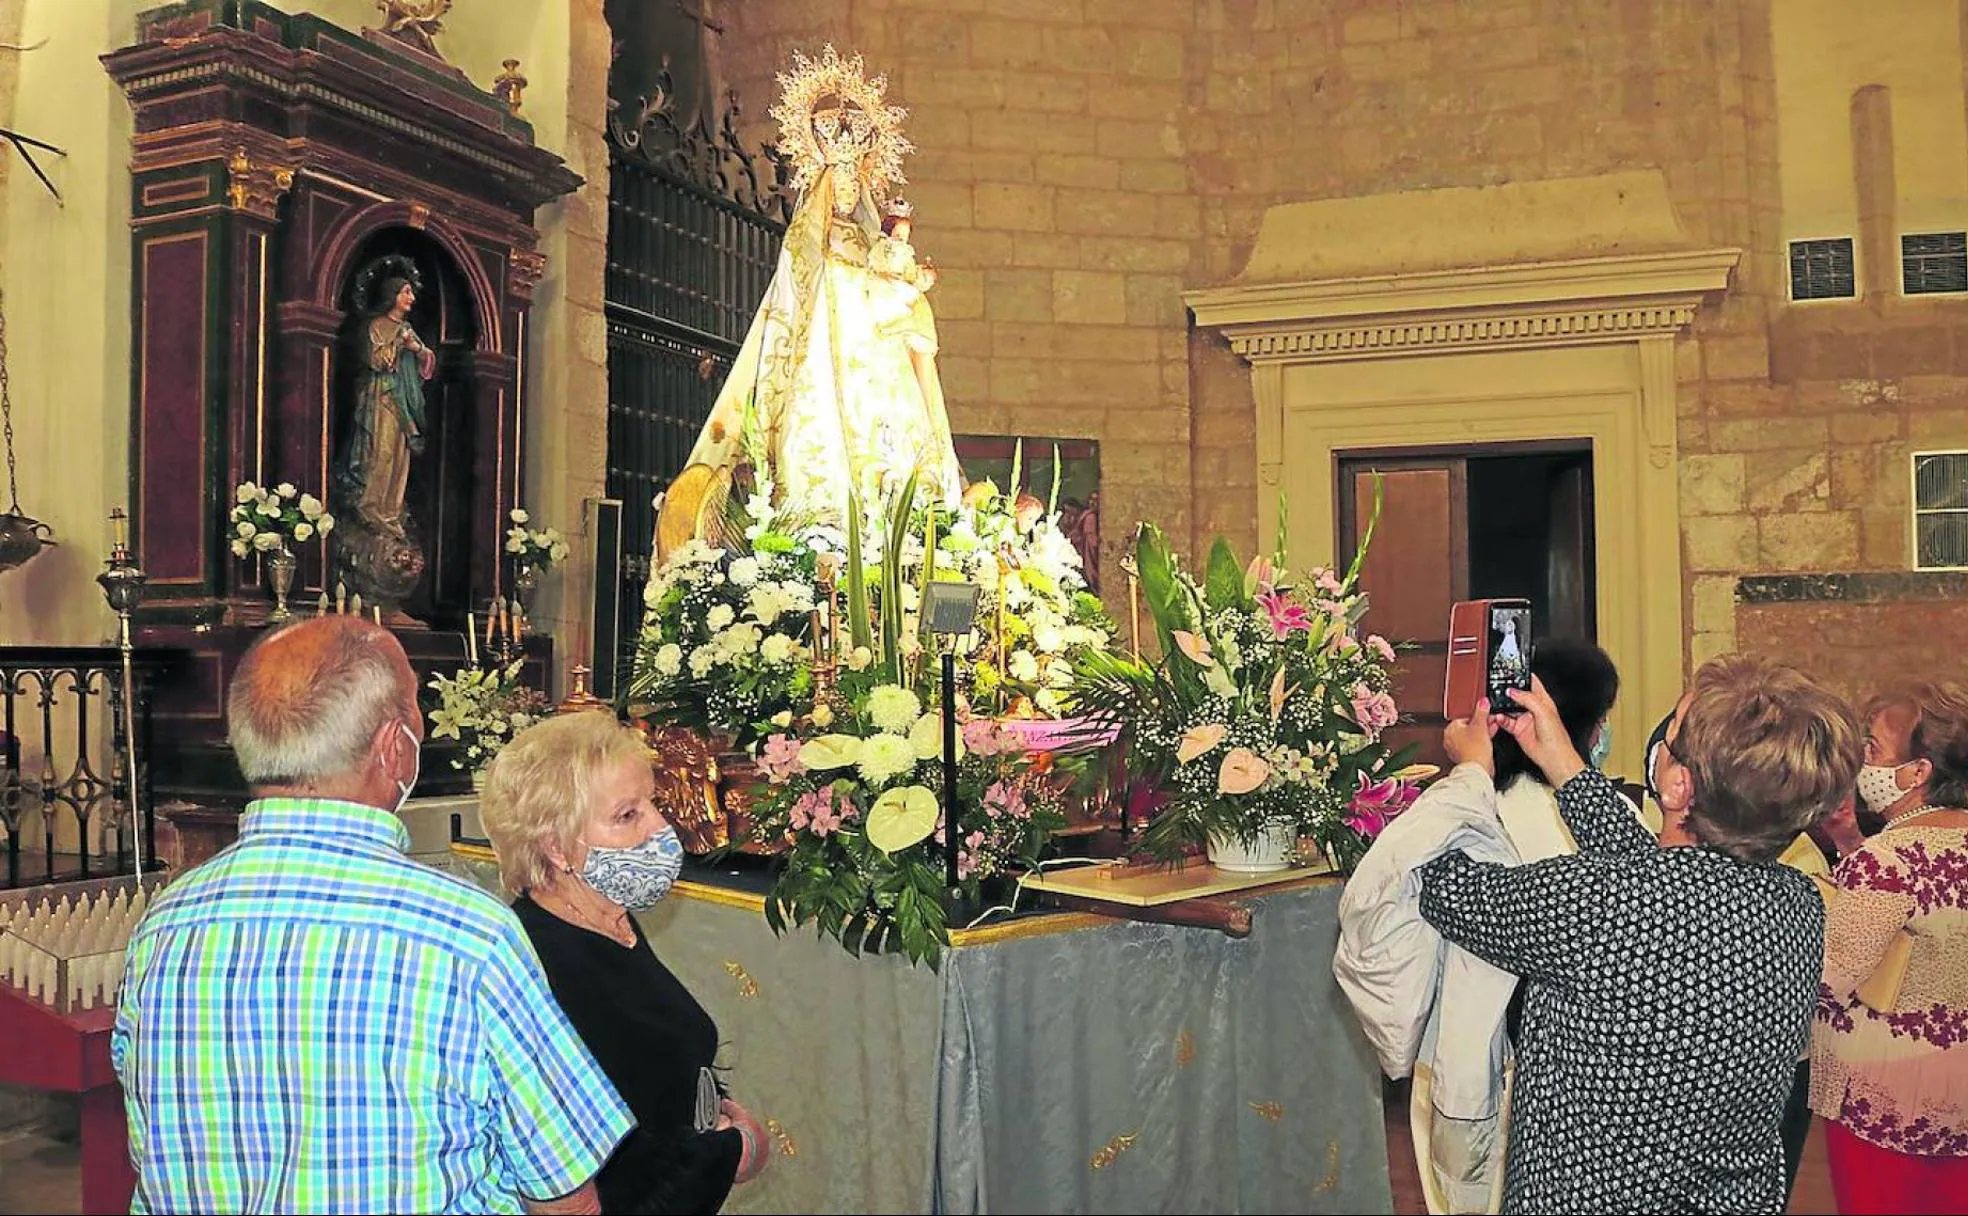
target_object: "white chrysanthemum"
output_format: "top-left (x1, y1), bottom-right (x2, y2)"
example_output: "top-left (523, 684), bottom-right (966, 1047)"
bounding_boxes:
top-left (707, 604), bottom-right (736, 631)
top-left (1030, 623), bottom-right (1064, 653)
top-left (856, 734), bottom-right (918, 785)
top-left (653, 643), bottom-right (683, 676)
top-left (716, 623), bottom-right (762, 656)
top-left (688, 646), bottom-right (715, 678)
top-left (866, 684), bottom-right (922, 734)
top-left (760, 633), bottom-right (795, 664)
top-left (747, 585), bottom-right (790, 626)
top-left (728, 556), bottom-right (761, 586)
top-left (1035, 688), bottom-right (1064, 714)
top-left (1009, 650), bottom-right (1040, 683)
top-left (778, 580), bottom-right (815, 611)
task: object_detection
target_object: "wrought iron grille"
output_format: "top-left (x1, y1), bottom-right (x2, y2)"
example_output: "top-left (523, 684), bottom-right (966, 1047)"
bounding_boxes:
top-left (0, 647), bottom-right (165, 889)
top-left (604, 65), bottom-right (788, 687)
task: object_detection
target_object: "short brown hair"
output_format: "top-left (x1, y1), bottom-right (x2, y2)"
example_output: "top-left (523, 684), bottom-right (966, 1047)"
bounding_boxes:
top-left (1866, 681), bottom-right (1968, 809)
top-left (1677, 655), bottom-right (1863, 863)
top-left (479, 710), bottom-right (651, 895)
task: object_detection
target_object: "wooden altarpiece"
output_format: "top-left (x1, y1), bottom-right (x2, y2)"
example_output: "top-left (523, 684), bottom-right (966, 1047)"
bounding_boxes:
top-left (102, 1), bottom-right (579, 808)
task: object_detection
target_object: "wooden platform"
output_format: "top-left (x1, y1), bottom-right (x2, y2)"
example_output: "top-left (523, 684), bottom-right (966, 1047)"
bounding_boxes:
top-left (1020, 856), bottom-right (1334, 907)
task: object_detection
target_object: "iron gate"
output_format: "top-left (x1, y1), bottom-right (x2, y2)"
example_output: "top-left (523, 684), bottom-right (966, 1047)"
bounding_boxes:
top-left (603, 68), bottom-right (789, 689)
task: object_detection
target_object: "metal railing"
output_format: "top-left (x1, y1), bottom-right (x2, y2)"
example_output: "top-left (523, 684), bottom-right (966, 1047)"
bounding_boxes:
top-left (0, 647), bottom-right (167, 889)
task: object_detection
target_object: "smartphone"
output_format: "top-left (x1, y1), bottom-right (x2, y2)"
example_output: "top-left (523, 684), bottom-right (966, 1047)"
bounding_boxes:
top-left (1444, 598), bottom-right (1533, 721)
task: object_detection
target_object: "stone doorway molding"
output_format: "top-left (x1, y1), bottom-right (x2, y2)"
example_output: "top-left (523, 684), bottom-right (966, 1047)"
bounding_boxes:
top-left (1184, 171), bottom-right (1737, 777)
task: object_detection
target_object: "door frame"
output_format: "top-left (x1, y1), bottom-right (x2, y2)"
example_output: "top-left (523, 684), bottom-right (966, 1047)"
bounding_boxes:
top-left (1188, 246), bottom-right (1737, 778)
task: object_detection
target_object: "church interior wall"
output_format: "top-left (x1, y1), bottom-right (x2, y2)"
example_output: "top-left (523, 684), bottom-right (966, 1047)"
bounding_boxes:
top-left (711, 0), bottom-right (1968, 697)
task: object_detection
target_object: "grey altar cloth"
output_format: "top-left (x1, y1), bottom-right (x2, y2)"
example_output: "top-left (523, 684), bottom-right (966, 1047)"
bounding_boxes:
top-left (449, 851), bottom-right (1391, 1215)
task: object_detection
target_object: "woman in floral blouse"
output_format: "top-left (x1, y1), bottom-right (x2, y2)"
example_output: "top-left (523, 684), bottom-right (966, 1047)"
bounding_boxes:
top-left (1812, 680), bottom-right (1968, 1214)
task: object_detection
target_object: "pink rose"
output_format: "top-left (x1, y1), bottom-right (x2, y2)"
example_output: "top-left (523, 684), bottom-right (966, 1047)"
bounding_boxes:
top-left (1366, 634), bottom-right (1397, 664)
top-left (1315, 568), bottom-right (1345, 596)
top-left (1348, 683), bottom-right (1399, 737)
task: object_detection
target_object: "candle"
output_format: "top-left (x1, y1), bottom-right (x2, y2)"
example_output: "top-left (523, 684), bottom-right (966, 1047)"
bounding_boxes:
top-left (316, 591), bottom-right (330, 616)
top-left (335, 580), bottom-right (347, 614)
top-left (109, 509), bottom-right (127, 551)
top-left (373, 606), bottom-right (383, 626)
top-left (350, 592), bottom-right (364, 618)
top-left (484, 602), bottom-right (497, 648)
top-left (466, 613), bottom-right (479, 665)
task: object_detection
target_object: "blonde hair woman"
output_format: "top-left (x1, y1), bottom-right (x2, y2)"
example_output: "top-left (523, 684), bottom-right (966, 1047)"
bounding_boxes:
top-left (1811, 681), bottom-right (1968, 1215)
top-left (480, 710), bottom-right (769, 1214)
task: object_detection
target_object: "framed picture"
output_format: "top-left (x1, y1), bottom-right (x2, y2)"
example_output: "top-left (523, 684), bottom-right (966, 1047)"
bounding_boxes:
top-left (954, 435), bottom-right (1102, 592)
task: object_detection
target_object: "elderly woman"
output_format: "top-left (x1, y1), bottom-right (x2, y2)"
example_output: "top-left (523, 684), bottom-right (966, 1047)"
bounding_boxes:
top-left (480, 710), bottom-right (769, 1214)
top-left (1810, 681), bottom-right (1968, 1214)
top-left (1420, 655), bottom-right (1861, 1213)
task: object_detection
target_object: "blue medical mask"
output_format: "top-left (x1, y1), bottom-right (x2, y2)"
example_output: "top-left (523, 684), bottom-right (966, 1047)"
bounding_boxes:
top-left (579, 824), bottom-right (684, 909)
top-left (1588, 723), bottom-right (1612, 771)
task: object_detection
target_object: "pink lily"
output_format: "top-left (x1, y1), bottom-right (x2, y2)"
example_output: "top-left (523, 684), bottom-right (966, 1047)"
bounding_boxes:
top-left (1258, 591), bottom-right (1312, 639)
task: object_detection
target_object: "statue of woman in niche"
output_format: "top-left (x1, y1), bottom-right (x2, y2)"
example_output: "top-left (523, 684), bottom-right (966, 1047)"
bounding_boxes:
top-left (339, 274), bottom-right (437, 543)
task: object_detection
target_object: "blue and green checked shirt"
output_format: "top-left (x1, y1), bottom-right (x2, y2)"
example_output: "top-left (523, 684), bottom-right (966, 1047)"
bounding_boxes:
top-left (112, 797), bottom-right (633, 1214)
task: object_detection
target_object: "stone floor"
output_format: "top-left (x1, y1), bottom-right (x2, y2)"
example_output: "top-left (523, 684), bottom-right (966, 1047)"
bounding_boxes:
top-left (0, 1081), bottom-right (1843, 1215)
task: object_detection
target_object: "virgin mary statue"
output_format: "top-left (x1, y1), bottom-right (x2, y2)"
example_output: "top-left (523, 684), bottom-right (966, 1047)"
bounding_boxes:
top-left (658, 46), bottom-right (961, 555)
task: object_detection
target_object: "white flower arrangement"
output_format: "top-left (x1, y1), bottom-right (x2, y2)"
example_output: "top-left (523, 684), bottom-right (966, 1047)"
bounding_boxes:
top-left (504, 508), bottom-right (571, 573)
top-left (227, 481), bottom-right (335, 558)
top-left (426, 660), bottom-right (550, 773)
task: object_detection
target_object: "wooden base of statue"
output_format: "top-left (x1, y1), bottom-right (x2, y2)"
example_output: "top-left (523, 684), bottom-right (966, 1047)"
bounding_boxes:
top-left (640, 723), bottom-right (790, 856)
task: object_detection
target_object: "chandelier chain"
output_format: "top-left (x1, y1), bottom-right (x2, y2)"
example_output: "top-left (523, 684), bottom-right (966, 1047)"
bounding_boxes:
top-left (0, 288), bottom-right (17, 513)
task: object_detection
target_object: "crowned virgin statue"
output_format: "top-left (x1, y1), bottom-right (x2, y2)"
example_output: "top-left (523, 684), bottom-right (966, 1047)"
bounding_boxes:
top-left (657, 46), bottom-right (962, 556)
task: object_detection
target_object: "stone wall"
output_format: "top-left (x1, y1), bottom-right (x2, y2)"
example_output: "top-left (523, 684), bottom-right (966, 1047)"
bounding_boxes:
top-left (705, 0), bottom-right (1966, 688)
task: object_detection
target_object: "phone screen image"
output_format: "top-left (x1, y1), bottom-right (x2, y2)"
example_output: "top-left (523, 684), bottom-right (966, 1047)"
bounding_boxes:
top-left (1487, 604), bottom-right (1531, 709)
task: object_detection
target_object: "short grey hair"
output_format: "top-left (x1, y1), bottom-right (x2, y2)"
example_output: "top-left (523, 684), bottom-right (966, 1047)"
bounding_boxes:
top-left (228, 617), bottom-right (412, 787)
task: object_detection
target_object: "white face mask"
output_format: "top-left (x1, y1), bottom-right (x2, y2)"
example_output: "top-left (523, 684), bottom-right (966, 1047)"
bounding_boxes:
top-left (1856, 761), bottom-right (1916, 817)
top-left (389, 721), bottom-right (420, 816)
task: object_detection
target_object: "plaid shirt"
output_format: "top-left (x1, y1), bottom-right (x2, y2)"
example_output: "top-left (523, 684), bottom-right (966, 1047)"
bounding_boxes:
top-left (112, 797), bottom-right (632, 1214)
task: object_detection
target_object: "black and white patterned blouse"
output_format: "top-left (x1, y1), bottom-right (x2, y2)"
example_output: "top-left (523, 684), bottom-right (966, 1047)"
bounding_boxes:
top-left (1418, 768), bottom-right (1823, 1214)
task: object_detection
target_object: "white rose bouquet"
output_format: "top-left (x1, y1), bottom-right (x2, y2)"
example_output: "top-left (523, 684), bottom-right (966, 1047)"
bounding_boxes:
top-left (504, 508), bottom-right (571, 574)
top-left (227, 481), bottom-right (335, 558)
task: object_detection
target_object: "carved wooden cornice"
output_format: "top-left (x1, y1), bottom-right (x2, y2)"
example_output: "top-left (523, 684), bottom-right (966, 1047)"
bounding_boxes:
top-left (1185, 248), bottom-right (1740, 364)
top-left (224, 146), bottom-right (294, 220)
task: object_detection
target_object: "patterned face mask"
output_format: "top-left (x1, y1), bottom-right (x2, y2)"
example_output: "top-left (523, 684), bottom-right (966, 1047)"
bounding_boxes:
top-left (578, 825), bottom-right (684, 910)
top-left (1588, 723), bottom-right (1613, 771)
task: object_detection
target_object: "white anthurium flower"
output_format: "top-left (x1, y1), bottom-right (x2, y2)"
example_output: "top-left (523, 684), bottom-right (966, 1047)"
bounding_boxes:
top-left (798, 734), bottom-right (864, 772)
top-left (1204, 664), bottom-right (1238, 699)
top-left (865, 785), bottom-right (939, 854)
top-left (293, 522), bottom-right (314, 542)
top-left (770, 710), bottom-right (794, 729)
top-left (907, 712), bottom-right (966, 762)
top-left (811, 703), bottom-right (835, 727)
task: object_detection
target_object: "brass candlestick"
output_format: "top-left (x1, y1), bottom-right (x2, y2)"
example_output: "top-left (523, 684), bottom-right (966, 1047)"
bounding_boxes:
top-left (95, 509), bottom-right (148, 876)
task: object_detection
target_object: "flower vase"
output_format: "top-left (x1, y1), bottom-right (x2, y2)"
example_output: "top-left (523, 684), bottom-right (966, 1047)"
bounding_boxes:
top-left (265, 547), bottom-right (297, 624)
top-left (1206, 823), bottom-right (1299, 874)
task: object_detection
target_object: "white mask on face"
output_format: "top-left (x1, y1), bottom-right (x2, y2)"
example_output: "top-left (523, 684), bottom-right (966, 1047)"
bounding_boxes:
top-left (1857, 761), bottom-right (1916, 816)
top-left (389, 721), bottom-right (421, 815)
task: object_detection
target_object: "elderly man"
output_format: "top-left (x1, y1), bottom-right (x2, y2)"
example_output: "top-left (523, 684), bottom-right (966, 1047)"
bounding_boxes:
top-left (112, 617), bottom-right (631, 1214)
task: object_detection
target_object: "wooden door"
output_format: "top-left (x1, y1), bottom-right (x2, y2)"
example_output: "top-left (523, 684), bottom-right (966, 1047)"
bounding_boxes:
top-left (1339, 460), bottom-right (1468, 770)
